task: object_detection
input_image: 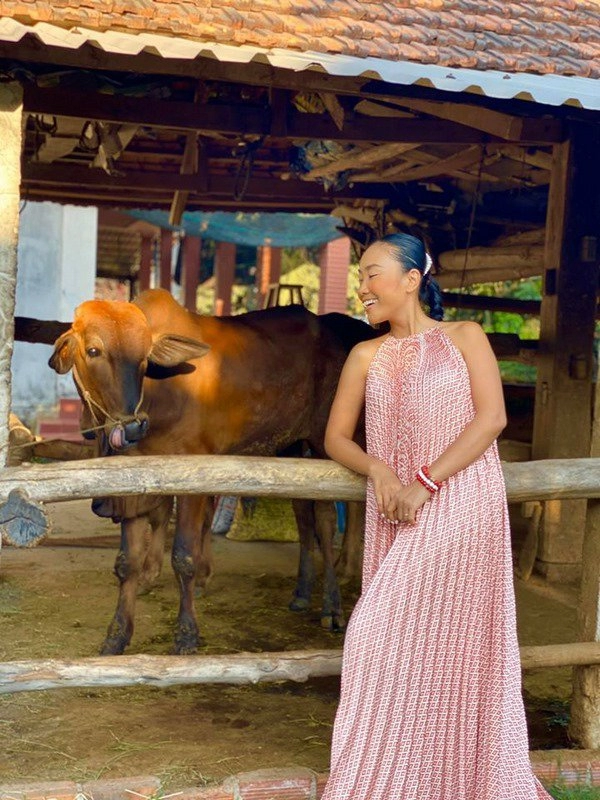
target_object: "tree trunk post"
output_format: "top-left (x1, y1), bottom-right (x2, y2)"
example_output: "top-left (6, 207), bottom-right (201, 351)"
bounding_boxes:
top-left (0, 82), bottom-right (23, 468)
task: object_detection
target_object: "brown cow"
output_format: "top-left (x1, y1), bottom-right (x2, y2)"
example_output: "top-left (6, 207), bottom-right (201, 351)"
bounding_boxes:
top-left (49, 289), bottom-right (375, 655)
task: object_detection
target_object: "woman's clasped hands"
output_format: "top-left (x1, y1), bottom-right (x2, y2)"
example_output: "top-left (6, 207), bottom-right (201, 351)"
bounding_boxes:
top-left (368, 461), bottom-right (431, 525)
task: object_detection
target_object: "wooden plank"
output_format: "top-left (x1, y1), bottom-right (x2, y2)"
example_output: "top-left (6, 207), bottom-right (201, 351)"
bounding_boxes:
top-left (0, 641), bottom-right (598, 694)
top-left (0, 455), bottom-right (600, 505)
top-left (441, 292), bottom-right (541, 315)
top-left (22, 85), bottom-right (495, 144)
top-left (438, 244), bottom-right (544, 273)
top-left (377, 145), bottom-right (486, 182)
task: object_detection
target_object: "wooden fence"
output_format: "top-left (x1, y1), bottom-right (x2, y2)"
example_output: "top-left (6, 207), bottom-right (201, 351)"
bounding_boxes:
top-left (1, 454), bottom-right (599, 746)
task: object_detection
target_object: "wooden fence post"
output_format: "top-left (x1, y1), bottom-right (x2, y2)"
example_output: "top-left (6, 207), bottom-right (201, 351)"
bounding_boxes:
top-left (0, 82), bottom-right (23, 468)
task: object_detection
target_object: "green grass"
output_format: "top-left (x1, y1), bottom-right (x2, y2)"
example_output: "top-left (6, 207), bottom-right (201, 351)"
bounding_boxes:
top-left (547, 784), bottom-right (600, 799)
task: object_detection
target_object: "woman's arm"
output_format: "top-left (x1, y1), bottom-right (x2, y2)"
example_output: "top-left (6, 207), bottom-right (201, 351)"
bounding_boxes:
top-left (325, 341), bottom-right (404, 519)
top-left (427, 321), bottom-right (507, 483)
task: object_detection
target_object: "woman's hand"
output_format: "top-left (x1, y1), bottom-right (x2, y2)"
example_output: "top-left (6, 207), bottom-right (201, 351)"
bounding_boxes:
top-left (368, 461), bottom-right (404, 521)
top-left (392, 481), bottom-right (432, 525)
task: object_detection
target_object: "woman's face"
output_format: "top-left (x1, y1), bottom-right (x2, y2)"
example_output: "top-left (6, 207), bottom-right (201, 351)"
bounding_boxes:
top-left (357, 243), bottom-right (416, 325)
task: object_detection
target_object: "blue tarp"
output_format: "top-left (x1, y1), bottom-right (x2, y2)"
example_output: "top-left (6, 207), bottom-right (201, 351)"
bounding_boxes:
top-left (126, 210), bottom-right (344, 248)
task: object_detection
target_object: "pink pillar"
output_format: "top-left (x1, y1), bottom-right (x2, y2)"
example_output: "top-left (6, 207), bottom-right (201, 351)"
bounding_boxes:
top-left (256, 245), bottom-right (282, 307)
top-left (159, 229), bottom-right (172, 291)
top-left (214, 241), bottom-right (236, 316)
top-left (182, 235), bottom-right (202, 312)
top-left (138, 235), bottom-right (153, 293)
top-left (318, 237), bottom-right (350, 314)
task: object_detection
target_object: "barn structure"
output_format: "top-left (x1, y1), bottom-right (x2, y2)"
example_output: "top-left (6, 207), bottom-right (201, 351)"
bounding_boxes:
top-left (0, 0), bottom-right (600, 750)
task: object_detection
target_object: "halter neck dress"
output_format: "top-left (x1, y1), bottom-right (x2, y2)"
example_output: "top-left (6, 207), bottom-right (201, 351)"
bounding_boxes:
top-left (321, 327), bottom-right (552, 800)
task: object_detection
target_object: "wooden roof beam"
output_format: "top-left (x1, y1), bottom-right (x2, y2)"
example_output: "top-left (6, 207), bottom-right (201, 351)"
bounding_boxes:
top-left (21, 162), bottom-right (396, 201)
top-left (375, 96), bottom-right (563, 143)
top-left (22, 85), bottom-right (549, 145)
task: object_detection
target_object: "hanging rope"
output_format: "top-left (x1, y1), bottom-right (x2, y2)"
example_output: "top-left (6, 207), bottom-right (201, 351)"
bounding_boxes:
top-left (457, 145), bottom-right (486, 302)
top-left (233, 137), bottom-right (264, 201)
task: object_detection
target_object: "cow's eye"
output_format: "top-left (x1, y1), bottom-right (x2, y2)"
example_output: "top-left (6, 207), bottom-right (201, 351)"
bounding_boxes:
top-left (86, 347), bottom-right (101, 358)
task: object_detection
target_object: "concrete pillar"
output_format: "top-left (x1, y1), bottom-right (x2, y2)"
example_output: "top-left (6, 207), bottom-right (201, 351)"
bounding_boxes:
top-left (182, 235), bottom-right (201, 312)
top-left (159, 229), bottom-right (172, 291)
top-left (138, 235), bottom-right (153, 293)
top-left (11, 203), bottom-right (97, 421)
top-left (318, 237), bottom-right (350, 314)
top-left (214, 241), bottom-right (236, 316)
top-left (531, 125), bottom-right (600, 584)
top-left (0, 83), bottom-right (23, 465)
top-left (256, 244), bottom-right (282, 308)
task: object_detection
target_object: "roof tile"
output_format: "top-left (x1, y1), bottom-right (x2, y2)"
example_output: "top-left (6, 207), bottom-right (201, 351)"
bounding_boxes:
top-left (0, 0), bottom-right (597, 82)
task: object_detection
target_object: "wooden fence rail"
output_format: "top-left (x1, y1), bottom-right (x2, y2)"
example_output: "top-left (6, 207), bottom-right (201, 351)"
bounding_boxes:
top-left (2, 454), bottom-right (600, 505)
top-left (1, 643), bottom-right (599, 695)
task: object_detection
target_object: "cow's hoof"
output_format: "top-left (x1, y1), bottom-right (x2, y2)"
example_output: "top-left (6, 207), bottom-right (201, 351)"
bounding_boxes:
top-left (289, 596), bottom-right (310, 612)
top-left (173, 636), bottom-right (205, 655)
top-left (100, 638), bottom-right (128, 656)
top-left (321, 614), bottom-right (346, 633)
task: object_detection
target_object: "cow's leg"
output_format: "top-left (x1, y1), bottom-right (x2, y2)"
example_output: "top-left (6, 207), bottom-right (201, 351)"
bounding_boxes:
top-left (289, 499), bottom-right (317, 613)
top-left (101, 514), bottom-right (149, 655)
top-left (172, 495), bottom-right (210, 654)
top-left (335, 500), bottom-right (365, 582)
top-left (140, 496), bottom-right (174, 589)
top-left (315, 501), bottom-right (345, 632)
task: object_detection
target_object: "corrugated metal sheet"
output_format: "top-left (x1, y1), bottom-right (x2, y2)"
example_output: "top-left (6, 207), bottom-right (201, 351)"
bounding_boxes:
top-left (1, 18), bottom-right (599, 111)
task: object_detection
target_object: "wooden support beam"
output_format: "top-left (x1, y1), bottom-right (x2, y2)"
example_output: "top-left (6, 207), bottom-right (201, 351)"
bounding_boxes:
top-left (0, 642), bottom-right (599, 694)
top-left (570, 367), bottom-right (600, 748)
top-left (22, 85), bottom-right (501, 144)
top-left (0, 82), bottom-right (23, 468)
top-left (531, 125), bottom-right (600, 584)
top-left (0, 455), bottom-right (599, 506)
top-left (22, 163), bottom-right (395, 201)
top-left (169, 130), bottom-right (198, 226)
top-left (441, 292), bottom-right (541, 315)
top-left (379, 96), bottom-right (563, 143)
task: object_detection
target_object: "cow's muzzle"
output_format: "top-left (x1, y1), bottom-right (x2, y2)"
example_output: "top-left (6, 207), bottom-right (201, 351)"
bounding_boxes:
top-left (107, 415), bottom-right (149, 451)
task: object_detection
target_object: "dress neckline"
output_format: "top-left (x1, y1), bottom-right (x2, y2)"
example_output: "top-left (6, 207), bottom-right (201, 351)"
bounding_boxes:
top-left (386, 325), bottom-right (442, 343)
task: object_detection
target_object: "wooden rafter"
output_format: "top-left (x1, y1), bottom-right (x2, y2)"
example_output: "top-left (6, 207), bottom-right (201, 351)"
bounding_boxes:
top-left (22, 85), bottom-right (559, 146)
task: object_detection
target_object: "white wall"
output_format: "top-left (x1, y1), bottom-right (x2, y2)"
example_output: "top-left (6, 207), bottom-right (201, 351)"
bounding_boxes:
top-left (11, 202), bottom-right (97, 423)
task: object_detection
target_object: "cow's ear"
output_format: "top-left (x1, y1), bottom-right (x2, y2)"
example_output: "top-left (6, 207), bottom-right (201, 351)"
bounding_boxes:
top-left (48, 331), bottom-right (77, 374)
top-left (148, 334), bottom-right (210, 367)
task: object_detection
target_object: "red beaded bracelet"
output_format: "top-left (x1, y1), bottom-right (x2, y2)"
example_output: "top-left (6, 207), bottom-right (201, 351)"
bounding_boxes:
top-left (416, 466), bottom-right (442, 494)
top-left (422, 465), bottom-right (442, 489)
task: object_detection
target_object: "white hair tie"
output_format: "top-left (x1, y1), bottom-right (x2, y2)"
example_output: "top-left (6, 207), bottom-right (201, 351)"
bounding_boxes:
top-left (423, 252), bottom-right (433, 277)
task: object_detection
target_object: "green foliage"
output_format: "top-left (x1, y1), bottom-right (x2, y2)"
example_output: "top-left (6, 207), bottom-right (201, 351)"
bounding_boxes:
top-left (547, 784), bottom-right (600, 799)
top-left (444, 278), bottom-right (542, 384)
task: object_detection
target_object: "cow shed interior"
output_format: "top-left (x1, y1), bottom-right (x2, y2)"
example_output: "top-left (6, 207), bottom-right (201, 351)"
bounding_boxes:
top-left (0, 21), bottom-right (599, 594)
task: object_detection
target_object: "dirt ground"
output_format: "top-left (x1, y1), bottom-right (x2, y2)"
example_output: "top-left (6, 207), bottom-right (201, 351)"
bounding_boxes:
top-left (0, 500), bottom-right (579, 789)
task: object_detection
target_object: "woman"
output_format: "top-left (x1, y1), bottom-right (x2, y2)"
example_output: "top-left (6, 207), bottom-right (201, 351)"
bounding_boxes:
top-left (322, 233), bottom-right (551, 799)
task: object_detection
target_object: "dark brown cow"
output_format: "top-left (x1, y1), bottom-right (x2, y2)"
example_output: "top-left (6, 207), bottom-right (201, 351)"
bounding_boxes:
top-left (49, 289), bottom-right (375, 654)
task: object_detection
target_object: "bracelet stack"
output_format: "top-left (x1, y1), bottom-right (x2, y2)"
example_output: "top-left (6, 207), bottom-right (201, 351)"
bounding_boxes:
top-left (416, 465), bottom-right (442, 494)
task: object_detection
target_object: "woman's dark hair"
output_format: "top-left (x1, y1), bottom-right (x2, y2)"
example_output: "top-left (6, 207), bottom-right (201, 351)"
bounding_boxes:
top-left (379, 233), bottom-right (443, 321)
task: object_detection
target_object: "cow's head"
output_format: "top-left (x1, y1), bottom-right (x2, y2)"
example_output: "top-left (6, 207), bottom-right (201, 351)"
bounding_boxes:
top-left (49, 300), bottom-right (209, 451)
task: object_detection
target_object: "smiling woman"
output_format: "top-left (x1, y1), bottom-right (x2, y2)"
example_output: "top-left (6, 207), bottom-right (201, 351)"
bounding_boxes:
top-left (322, 233), bottom-right (550, 800)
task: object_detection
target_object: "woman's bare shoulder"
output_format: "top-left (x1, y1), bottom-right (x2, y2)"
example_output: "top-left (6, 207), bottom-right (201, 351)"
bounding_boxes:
top-left (346, 334), bottom-right (389, 373)
top-left (438, 320), bottom-right (488, 348)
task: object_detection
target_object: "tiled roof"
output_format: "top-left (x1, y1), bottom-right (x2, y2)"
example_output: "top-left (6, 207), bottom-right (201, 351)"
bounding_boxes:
top-left (1, 0), bottom-right (599, 80)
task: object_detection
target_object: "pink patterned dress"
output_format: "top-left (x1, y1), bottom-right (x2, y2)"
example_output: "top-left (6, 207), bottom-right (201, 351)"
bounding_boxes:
top-left (321, 328), bottom-right (552, 800)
